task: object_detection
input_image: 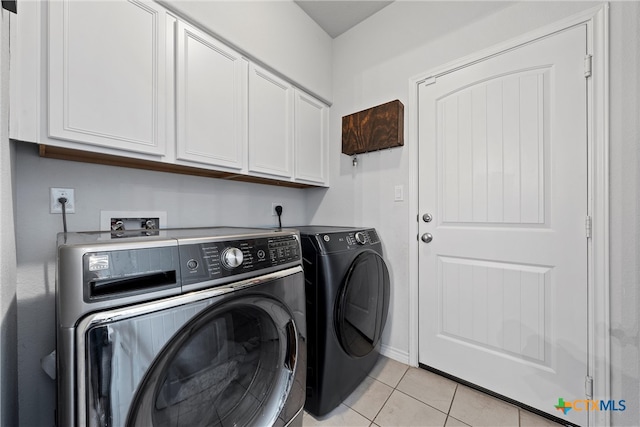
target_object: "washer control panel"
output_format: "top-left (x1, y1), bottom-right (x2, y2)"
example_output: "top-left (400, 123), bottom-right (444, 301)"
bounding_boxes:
top-left (221, 247), bottom-right (244, 269)
top-left (179, 234), bottom-right (300, 286)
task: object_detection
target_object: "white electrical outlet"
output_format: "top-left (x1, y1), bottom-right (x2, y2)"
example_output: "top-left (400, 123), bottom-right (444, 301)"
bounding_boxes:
top-left (50, 188), bottom-right (76, 214)
top-left (272, 202), bottom-right (283, 216)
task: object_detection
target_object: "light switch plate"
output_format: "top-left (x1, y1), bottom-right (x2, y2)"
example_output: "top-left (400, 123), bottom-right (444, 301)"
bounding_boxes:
top-left (394, 185), bottom-right (404, 202)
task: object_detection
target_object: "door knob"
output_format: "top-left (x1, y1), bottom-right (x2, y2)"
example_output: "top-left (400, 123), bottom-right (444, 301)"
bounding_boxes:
top-left (422, 213), bottom-right (433, 223)
top-left (421, 233), bottom-right (433, 243)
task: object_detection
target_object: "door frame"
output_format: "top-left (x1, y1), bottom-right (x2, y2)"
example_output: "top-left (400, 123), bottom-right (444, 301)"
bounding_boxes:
top-left (406, 5), bottom-right (609, 426)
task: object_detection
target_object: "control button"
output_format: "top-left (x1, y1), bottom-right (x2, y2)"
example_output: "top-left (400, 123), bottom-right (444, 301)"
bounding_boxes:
top-left (323, 235), bottom-right (330, 242)
top-left (221, 247), bottom-right (244, 269)
top-left (186, 259), bottom-right (198, 270)
top-left (355, 231), bottom-right (367, 245)
top-left (257, 249), bottom-right (266, 260)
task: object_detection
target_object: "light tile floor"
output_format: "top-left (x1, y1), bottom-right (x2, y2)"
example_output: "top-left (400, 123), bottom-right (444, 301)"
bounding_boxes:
top-left (302, 356), bottom-right (565, 427)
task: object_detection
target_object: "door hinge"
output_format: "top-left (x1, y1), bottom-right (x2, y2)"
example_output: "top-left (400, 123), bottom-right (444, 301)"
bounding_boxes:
top-left (585, 376), bottom-right (594, 399)
top-left (585, 215), bottom-right (592, 239)
top-left (584, 54), bottom-right (593, 78)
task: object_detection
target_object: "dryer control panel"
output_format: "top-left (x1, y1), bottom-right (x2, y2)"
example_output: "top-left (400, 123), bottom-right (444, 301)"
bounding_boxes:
top-left (179, 234), bottom-right (301, 287)
top-left (318, 229), bottom-right (380, 253)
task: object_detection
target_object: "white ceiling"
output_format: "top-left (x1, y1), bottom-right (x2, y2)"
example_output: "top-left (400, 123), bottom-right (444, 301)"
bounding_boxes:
top-left (294, 0), bottom-right (395, 38)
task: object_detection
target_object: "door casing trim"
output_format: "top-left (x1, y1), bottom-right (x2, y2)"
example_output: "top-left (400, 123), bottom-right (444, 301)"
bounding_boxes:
top-left (407, 5), bottom-right (609, 426)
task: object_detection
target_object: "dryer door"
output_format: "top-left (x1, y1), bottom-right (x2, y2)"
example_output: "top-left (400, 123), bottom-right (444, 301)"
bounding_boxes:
top-left (335, 250), bottom-right (390, 357)
top-left (81, 293), bottom-right (299, 427)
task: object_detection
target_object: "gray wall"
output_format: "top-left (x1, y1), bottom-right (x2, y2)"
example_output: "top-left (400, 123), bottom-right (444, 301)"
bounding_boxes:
top-left (609, 2), bottom-right (640, 424)
top-left (0, 8), bottom-right (17, 427)
top-left (14, 143), bottom-right (310, 426)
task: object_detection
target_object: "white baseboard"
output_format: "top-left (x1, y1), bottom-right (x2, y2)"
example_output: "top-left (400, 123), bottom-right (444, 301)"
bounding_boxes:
top-left (379, 344), bottom-right (411, 366)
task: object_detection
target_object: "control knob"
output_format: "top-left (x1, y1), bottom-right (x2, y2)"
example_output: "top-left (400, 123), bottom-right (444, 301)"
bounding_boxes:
top-left (221, 247), bottom-right (244, 269)
top-left (354, 232), bottom-right (367, 245)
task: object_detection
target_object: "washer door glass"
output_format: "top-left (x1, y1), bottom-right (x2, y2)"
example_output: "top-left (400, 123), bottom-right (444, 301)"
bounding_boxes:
top-left (123, 296), bottom-right (297, 427)
top-left (335, 250), bottom-right (390, 357)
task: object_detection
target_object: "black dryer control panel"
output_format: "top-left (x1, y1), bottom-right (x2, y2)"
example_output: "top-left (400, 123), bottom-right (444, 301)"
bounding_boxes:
top-left (317, 228), bottom-right (380, 253)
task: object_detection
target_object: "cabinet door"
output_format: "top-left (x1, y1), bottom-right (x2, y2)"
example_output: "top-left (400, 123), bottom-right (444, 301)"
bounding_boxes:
top-left (48, 0), bottom-right (168, 156)
top-left (175, 21), bottom-right (248, 170)
top-left (294, 90), bottom-right (328, 185)
top-left (248, 64), bottom-right (294, 179)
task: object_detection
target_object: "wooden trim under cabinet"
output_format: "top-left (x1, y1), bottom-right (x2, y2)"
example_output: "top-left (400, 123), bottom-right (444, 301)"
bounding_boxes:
top-left (38, 145), bottom-right (314, 189)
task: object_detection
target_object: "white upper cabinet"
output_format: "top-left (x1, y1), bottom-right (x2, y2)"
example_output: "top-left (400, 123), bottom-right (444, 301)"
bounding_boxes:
top-left (13, 0), bottom-right (329, 187)
top-left (294, 89), bottom-right (328, 185)
top-left (248, 64), bottom-right (294, 179)
top-left (48, 0), bottom-right (169, 156)
top-left (175, 21), bottom-right (248, 171)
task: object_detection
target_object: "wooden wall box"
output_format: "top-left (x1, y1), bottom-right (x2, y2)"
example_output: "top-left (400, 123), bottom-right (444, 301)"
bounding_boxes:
top-left (342, 100), bottom-right (404, 155)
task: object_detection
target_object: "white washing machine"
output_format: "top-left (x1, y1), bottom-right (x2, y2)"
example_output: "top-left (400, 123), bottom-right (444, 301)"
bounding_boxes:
top-left (56, 227), bottom-right (306, 427)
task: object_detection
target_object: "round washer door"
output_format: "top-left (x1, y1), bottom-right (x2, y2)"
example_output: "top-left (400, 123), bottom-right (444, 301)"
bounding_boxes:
top-left (335, 250), bottom-right (390, 357)
top-left (126, 295), bottom-right (298, 427)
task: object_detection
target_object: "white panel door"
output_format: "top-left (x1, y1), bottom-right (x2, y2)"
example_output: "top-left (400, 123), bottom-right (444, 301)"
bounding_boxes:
top-left (418, 25), bottom-right (588, 425)
top-left (48, 0), bottom-right (168, 156)
top-left (294, 89), bottom-right (328, 185)
top-left (175, 21), bottom-right (248, 170)
top-left (248, 64), bottom-right (294, 179)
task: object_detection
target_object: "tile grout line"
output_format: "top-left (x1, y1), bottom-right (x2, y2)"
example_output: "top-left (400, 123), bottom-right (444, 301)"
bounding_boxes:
top-left (447, 383), bottom-right (459, 415)
top-left (382, 365), bottom-right (458, 425)
top-left (343, 370), bottom-right (404, 424)
top-left (442, 384), bottom-right (461, 427)
top-left (395, 366), bottom-right (411, 388)
top-left (392, 388), bottom-right (451, 423)
top-left (518, 407), bottom-right (523, 427)
top-left (367, 366), bottom-right (411, 424)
